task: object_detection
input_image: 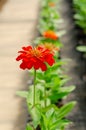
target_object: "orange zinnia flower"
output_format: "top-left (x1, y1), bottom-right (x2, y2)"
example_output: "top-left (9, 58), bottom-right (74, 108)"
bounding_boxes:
top-left (43, 31), bottom-right (58, 40)
top-left (16, 45), bottom-right (55, 71)
top-left (38, 43), bottom-right (59, 54)
top-left (48, 2), bottom-right (55, 7)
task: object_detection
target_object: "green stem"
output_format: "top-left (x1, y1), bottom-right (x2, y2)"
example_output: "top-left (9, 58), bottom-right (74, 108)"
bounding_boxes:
top-left (33, 69), bottom-right (36, 106)
top-left (44, 85), bottom-right (47, 107)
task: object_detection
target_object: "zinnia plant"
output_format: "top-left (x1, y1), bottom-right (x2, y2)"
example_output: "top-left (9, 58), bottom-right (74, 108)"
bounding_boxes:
top-left (16, 44), bottom-right (56, 107)
top-left (16, 0), bottom-right (76, 129)
top-left (16, 44), bottom-right (75, 130)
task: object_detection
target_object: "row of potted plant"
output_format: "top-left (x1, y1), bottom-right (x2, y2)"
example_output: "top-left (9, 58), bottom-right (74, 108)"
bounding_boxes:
top-left (73, 0), bottom-right (86, 54)
top-left (16, 0), bottom-right (75, 130)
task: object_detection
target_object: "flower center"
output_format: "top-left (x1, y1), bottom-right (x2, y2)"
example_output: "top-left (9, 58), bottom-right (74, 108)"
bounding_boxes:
top-left (30, 48), bottom-right (42, 57)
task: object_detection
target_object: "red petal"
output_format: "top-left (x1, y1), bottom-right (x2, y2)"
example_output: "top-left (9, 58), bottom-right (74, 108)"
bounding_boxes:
top-left (16, 54), bottom-right (23, 61)
top-left (22, 46), bottom-right (32, 51)
top-left (45, 54), bottom-right (55, 66)
top-left (20, 62), bottom-right (27, 69)
top-left (40, 62), bottom-right (47, 71)
top-left (27, 62), bottom-right (33, 69)
top-left (33, 57), bottom-right (40, 70)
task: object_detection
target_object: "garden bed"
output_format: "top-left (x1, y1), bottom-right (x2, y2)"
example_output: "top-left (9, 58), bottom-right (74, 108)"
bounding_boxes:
top-left (15, 0), bottom-right (86, 130)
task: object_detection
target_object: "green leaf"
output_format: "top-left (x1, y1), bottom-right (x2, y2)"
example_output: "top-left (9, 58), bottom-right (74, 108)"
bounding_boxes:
top-left (57, 102), bottom-right (76, 119)
top-left (74, 14), bottom-right (84, 20)
top-left (46, 107), bottom-right (55, 118)
top-left (60, 78), bottom-right (71, 87)
top-left (26, 124), bottom-right (33, 130)
top-left (50, 119), bottom-right (71, 130)
top-left (26, 86), bottom-right (41, 128)
top-left (32, 106), bottom-right (41, 128)
top-left (49, 102), bottom-right (76, 129)
top-left (27, 86), bottom-right (41, 107)
top-left (59, 85), bottom-right (75, 93)
top-left (49, 86), bottom-right (75, 102)
top-left (42, 104), bottom-right (59, 113)
top-left (16, 91), bottom-right (28, 98)
top-left (77, 46), bottom-right (86, 53)
top-left (41, 112), bottom-right (49, 130)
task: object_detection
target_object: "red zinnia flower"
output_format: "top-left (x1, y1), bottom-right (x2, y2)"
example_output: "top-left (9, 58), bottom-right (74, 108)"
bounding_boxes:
top-left (16, 45), bottom-right (55, 71)
top-left (43, 30), bottom-right (58, 40)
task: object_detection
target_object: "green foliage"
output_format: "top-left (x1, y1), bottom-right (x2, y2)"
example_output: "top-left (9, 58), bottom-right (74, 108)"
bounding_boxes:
top-left (17, 60), bottom-right (75, 129)
top-left (26, 124), bottom-right (33, 130)
top-left (77, 45), bottom-right (86, 53)
top-left (39, 102), bottom-right (75, 130)
top-left (73, 0), bottom-right (86, 33)
top-left (49, 86), bottom-right (75, 103)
